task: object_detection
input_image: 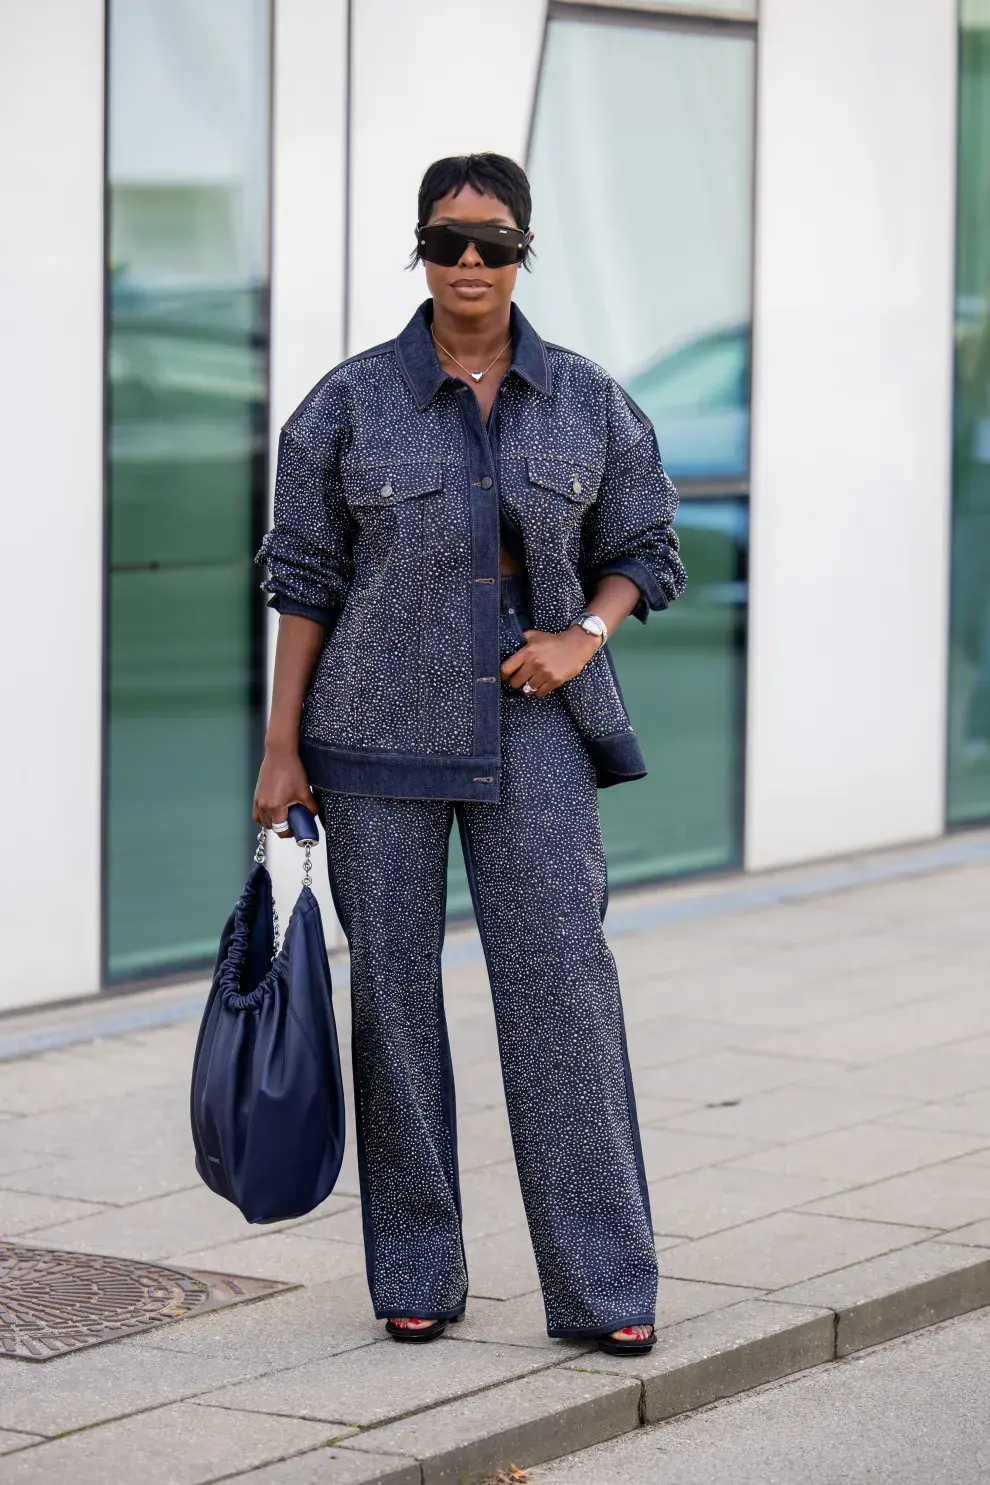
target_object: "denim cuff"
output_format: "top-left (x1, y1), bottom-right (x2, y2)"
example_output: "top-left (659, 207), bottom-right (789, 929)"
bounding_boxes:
top-left (587, 558), bottom-right (669, 624)
top-left (266, 593), bottom-right (338, 628)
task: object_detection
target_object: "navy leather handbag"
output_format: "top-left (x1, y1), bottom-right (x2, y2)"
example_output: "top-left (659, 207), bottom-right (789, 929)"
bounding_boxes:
top-left (190, 804), bottom-right (346, 1224)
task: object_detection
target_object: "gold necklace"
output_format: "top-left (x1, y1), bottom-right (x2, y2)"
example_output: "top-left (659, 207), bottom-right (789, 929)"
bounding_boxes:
top-left (432, 329), bottom-right (511, 383)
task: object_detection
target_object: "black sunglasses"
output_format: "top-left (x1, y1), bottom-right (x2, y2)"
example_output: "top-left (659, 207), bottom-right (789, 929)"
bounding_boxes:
top-left (416, 221), bottom-right (531, 269)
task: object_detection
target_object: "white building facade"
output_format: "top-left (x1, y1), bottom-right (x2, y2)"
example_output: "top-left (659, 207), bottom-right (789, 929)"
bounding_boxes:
top-left (2, 0), bottom-right (985, 1013)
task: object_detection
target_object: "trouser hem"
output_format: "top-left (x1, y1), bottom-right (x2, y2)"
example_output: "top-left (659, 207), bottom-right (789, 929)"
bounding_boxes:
top-left (374, 1303), bottom-right (467, 1322)
top-left (547, 1313), bottom-right (656, 1339)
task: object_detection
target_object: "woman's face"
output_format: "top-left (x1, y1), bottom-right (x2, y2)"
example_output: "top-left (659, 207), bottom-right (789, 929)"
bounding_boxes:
top-left (423, 185), bottom-right (523, 321)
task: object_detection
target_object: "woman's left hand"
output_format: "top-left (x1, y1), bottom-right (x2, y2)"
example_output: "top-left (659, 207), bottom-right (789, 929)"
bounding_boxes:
top-left (500, 627), bottom-right (601, 697)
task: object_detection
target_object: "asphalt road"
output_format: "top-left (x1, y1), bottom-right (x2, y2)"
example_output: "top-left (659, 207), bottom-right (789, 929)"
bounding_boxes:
top-left (529, 1307), bottom-right (990, 1485)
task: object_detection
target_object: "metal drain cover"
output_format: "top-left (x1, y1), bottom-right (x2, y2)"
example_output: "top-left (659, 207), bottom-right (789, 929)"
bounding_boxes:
top-left (0, 1242), bottom-right (292, 1361)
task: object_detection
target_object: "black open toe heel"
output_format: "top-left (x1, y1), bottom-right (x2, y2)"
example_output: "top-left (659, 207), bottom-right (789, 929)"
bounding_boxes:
top-left (385, 1313), bottom-right (463, 1344)
top-left (597, 1325), bottom-right (656, 1357)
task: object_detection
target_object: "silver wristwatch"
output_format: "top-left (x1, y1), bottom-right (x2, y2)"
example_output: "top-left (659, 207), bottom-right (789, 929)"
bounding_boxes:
top-left (572, 611), bottom-right (608, 647)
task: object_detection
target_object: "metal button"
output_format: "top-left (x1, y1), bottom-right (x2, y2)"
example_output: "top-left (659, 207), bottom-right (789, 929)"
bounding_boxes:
top-left (571, 477), bottom-right (583, 495)
top-left (507, 606), bottom-right (515, 614)
top-left (381, 482), bottom-right (393, 498)
top-left (480, 476), bottom-right (493, 490)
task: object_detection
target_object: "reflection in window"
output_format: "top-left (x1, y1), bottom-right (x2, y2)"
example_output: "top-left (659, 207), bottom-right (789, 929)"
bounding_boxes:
top-left (949, 3), bottom-right (990, 825)
top-left (518, 13), bottom-right (755, 487)
top-left (106, 0), bottom-right (271, 979)
top-left (625, 327), bottom-right (750, 483)
top-left (599, 500), bottom-right (747, 884)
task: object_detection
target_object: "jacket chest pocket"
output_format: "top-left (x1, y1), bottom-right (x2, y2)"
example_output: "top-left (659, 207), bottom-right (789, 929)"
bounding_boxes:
top-left (526, 455), bottom-right (601, 506)
top-left (522, 456), bottom-right (602, 540)
top-left (342, 464), bottom-right (444, 517)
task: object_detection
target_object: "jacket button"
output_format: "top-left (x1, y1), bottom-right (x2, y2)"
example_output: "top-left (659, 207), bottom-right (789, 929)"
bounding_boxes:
top-left (480, 476), bottom-right (493, 489)
top-left (571, 477), bottom-right (583, 495)
top-left (381, 482), bottom-right (393, 497)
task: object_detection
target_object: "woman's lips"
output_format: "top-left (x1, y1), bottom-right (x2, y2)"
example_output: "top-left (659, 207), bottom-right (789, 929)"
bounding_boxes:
top-left (451, 281), bottom-right (493, 297)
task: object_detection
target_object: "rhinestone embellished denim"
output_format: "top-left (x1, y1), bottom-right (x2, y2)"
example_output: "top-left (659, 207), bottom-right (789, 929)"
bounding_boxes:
top-left (257, 299), bottom-right (686, 803)
top-left (314, 586), bottom-right (658, 1336)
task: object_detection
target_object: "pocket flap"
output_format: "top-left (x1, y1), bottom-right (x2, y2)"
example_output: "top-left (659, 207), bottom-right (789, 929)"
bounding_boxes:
top-left (344, 465), bottom-right (443, 507)
top-left (527, 456), bottom-right (602, 503)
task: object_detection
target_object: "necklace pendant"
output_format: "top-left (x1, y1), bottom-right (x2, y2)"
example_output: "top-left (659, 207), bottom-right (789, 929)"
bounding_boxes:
top-left (470, 371), bottom-right (484, 382)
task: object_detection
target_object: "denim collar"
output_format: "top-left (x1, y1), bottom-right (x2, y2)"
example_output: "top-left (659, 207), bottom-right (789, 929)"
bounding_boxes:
top-left (396, 298), bottom-right (552, 411)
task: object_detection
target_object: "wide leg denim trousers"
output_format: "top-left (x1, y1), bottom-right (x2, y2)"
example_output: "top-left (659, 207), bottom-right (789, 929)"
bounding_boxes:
top-left (315, 578), bottom-right (658, 1337)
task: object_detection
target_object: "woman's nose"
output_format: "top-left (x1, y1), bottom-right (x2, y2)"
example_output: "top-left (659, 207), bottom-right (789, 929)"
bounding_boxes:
top-left (457, 239), bottom-right (484, 268)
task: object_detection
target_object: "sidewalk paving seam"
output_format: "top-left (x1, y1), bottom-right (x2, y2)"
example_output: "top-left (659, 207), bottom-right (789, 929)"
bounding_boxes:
top-left (202, 1443), bottom-right (421, 1485)
top-left (792, 1213), bottom-right (971, 1232)
top-left (0, 1179), bottom-right (205, 1211)
top-left (196, 1346), bottom-right (576, 1431)
top-left (0, 1386), bottom-right (360, 1446)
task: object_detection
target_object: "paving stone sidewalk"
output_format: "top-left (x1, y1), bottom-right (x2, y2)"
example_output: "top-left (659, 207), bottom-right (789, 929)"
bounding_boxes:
top-left (0, 832), bottom-right (989, 1483)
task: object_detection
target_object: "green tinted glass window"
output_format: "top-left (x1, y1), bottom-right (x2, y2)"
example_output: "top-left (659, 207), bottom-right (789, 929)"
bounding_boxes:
top-left (105, 1), bottom-right (271, 980)
top-left (949, 6), bottom-right (990, 824)
top-left (599, 500), bottom-right (746, 883)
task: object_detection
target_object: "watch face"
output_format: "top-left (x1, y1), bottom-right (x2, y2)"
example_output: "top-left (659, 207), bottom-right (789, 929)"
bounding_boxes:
top-left (580, 615), bottom-right (606, 637)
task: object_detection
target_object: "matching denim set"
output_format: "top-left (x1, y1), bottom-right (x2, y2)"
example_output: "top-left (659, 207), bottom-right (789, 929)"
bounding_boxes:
top-left (257, 299), bottom-right (687, 1334)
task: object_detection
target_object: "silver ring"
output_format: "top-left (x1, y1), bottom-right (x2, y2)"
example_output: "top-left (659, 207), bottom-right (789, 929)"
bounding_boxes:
top-left (270, 820), bottom-right (290, 832)
top-left (522, 682), bottom-right (534, 695)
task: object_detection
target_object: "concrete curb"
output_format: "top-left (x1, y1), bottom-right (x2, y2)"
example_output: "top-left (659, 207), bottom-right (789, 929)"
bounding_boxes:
top-left (338, 1368), bottom-right (641, 1485)
top-left (574, 1299), bottom-right (835, 1424)
top-left (308, 1250), bottom-right (990, 1485)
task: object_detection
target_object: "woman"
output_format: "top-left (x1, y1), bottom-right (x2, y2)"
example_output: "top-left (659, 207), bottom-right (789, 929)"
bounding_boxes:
top-left (254, 153), bottom-right (686, 1354)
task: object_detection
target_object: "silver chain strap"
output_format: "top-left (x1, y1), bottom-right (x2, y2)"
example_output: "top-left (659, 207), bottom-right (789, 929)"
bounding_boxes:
top-left (254, 825), bottom-right (313, 962)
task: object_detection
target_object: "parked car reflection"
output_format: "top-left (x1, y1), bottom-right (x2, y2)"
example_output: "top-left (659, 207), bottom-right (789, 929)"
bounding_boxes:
top-left (625, 324), bottom-right (751, 485)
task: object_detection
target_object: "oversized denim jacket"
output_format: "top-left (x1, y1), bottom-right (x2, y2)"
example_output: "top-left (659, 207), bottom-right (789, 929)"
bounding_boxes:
top-left (256, 300), bottom-right (687, 804)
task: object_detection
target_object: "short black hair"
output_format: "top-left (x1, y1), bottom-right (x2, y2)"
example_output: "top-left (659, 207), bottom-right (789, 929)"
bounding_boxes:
top-left (411, 152), bottom-right (534, 271)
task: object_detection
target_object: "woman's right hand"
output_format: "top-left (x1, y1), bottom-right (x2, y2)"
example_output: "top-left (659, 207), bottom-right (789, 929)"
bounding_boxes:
top-left (253, 743), bottom-right (319, 837)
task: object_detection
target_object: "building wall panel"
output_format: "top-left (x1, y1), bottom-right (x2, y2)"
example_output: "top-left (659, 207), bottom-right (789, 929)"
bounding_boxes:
top-left (746, 0), bottom-right (957, 868)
